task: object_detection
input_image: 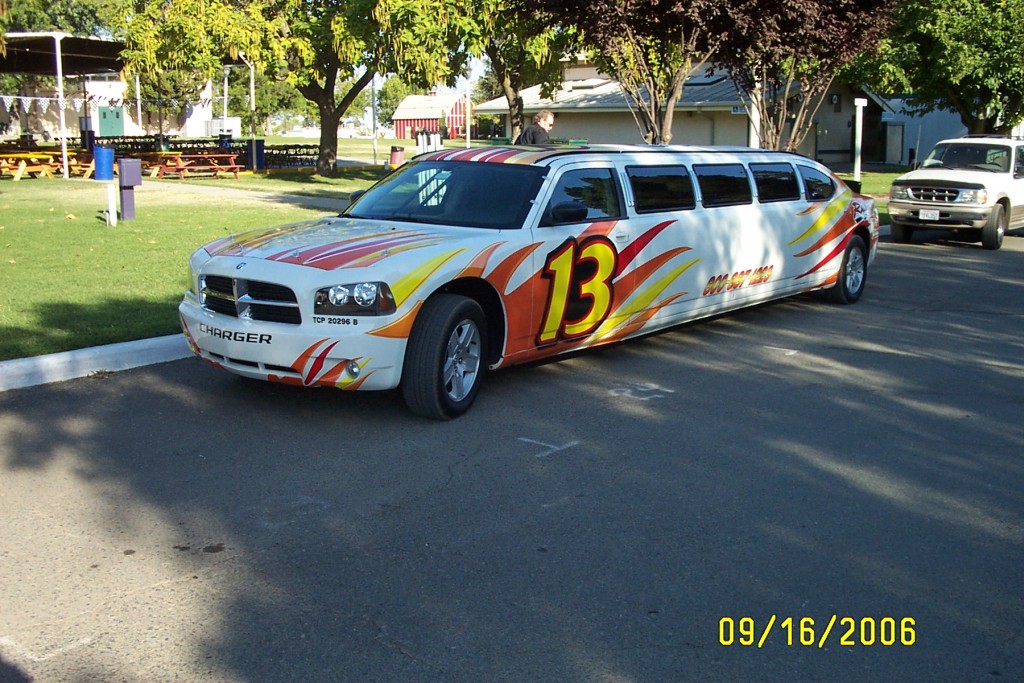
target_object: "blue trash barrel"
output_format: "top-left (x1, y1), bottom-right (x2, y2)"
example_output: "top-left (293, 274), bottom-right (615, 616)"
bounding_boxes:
top-left (94, 146), bottom-right (115, 181)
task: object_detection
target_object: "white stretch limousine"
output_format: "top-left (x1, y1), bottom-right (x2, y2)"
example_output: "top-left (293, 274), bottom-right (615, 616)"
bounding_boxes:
top-left (180, 145), bottom-right (880, 419)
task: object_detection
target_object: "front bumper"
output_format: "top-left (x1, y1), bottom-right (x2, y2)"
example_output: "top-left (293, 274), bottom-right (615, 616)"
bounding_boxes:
top-left (888, 201), bottom-right (990, 230)
top-left (179, 295), bottom-right (406, 391)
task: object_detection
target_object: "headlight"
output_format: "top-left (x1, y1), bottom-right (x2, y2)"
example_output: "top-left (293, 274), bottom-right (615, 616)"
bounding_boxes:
top-left (956, 189), bottom-right (987, 204)
top-left (890, 186), bottom-right (911, 200)
top-left (314, 281), bottom-right (396, 315)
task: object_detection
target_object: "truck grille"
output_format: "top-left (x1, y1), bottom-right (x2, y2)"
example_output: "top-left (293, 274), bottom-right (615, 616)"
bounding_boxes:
top-left (908, 187), bottom-right (960, 202)
top-left (201, 275), bottom-right (301, 324)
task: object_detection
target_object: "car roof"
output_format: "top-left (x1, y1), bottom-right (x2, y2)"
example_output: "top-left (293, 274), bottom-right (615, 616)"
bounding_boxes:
top-left (937, 136), bottom-right (1024, 146)
top-left (416, 144), bottom-right (806, 167)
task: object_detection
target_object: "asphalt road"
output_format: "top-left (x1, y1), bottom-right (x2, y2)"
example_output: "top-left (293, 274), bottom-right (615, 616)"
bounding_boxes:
top-left (1, 230), bottom-right (1022, 682)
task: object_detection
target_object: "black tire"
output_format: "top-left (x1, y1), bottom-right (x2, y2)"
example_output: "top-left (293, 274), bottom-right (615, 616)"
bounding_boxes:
top-left (890, 221), bottom-right (914, 244)
top-left (401, 294), bottom-right (486, 420)
top-left (981, 203), bottom-right (1005, 250)
top-left (827, 234), bottom-right (868, 304)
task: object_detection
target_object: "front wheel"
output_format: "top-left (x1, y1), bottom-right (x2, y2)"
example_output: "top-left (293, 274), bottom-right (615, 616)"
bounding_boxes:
top-left (827, 234), bottom-right (868, 304)
top-left (981, 203), bottom-right (1005, 250)
top-left (401, 294), bottom-right (486, 420)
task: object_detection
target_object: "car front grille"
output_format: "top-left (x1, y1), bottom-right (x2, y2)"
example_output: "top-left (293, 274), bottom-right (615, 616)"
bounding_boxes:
top-left (201, 275), bottom-right (301, 324)
top-left (908, 186), bottom-right (960, 202)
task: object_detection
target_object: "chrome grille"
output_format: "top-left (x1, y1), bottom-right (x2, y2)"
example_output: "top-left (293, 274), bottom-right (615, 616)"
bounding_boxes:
top-left (909, 186), bottom-right (959, 202)
top-left (200, 276), bottom-right (301, 324)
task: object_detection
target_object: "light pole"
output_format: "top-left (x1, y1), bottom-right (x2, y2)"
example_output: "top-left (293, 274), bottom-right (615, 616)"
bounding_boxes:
top-left (222, 65), bottom-right (230, 123)
top-left (238, 51), bottom-right (255, 141)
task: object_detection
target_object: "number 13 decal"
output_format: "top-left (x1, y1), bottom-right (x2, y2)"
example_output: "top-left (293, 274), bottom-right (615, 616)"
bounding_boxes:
top-left (537, 236), bottom-right (619, 345)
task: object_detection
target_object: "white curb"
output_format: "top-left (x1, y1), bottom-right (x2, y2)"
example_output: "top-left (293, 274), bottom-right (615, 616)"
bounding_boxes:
top-left (0, 334), bottom-right (191, 392)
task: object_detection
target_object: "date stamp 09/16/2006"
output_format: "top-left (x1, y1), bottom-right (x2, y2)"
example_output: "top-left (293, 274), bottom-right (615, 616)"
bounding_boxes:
top-left (719, 615), bottom-right (916, 649)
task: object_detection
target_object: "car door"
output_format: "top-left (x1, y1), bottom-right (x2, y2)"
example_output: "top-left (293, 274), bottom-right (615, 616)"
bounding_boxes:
top-left (512, 162), bottom-right (634, 359)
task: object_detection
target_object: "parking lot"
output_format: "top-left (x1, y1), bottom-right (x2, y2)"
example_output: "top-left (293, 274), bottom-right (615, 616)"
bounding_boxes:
top-left (1, 231), bottom-right (1022, 682)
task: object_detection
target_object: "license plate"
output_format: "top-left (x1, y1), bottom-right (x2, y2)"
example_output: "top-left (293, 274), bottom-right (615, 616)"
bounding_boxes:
top-left (919, 208), bottom-right (940, 221)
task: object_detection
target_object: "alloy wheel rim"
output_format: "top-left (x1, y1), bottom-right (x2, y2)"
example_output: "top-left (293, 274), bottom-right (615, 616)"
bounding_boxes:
top-left (443, 319), bottom-right (481, 401)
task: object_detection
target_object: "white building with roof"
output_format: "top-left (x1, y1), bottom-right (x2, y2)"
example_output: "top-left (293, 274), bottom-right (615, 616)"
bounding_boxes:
top-left (475, 61), bottom-right (964, 167)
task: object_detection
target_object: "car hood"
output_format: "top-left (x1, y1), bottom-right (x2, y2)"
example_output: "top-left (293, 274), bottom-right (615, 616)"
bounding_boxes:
top-left (201, 216), bottom-right (497, 271)
top-left (894, 168), bottom-right (995, 185)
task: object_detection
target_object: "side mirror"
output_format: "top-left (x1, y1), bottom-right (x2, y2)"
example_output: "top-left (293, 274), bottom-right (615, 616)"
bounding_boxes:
top-left (844, 179), bottom-right (862, 194)
top-left (349, 189), bottom-right (366, 202)
top-left (546, 201), bottom-right (589, 225)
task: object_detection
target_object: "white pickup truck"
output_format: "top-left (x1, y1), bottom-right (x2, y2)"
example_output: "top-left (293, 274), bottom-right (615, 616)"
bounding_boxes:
top-left (888, 135), bottom-right (1024, 250)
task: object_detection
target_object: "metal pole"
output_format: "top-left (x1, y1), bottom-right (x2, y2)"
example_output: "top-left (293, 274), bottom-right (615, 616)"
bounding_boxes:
top-left (854, 97), bottom-right (867, 182)
top-left (53, 34), bottom-right (69, 179)
top-left (371, 74), bottom-right (378, 166)
top-left (465, 91), bottom-right (471, 149)
top-left (222, 66), bottom-right (229, 121)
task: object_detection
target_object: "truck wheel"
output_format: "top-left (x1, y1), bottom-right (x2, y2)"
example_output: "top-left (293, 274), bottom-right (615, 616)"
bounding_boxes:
top-left (828, 235), bottom-right (868, 304)
top-left (890, 221), bottom-right (914, 244)
top-left (402, 294), bottom-right (486, 420)
top-left (981, 203), bottom-right (1005, 250)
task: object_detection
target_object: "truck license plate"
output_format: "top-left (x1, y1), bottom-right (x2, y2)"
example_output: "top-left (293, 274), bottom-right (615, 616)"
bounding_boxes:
top-left (919, 209), bottom-right (940, 221)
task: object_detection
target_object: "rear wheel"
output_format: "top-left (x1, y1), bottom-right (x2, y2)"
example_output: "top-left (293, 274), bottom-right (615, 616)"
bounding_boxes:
top-left (890, 221), bottom-right (914, 244)
top-left (401, 294), bottom-right (486, 420)
top-left (828, 234), bottom-right (868, 304)
top-left (981, 203), bottom-right (1005, 250)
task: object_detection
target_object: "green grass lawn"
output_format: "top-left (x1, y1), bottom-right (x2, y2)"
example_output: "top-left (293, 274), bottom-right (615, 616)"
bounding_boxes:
top-left (0, 175), bottom-right (377, 361)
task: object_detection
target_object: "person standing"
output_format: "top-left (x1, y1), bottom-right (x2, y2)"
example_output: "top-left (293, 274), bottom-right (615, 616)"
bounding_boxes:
top-left (515, 110), bottom-right (555, 145)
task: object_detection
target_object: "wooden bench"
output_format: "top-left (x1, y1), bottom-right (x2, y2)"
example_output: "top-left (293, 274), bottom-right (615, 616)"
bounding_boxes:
top-left (0, 152), bottom-right (58, 180)
top-left (156, 153), bottom-right (242, 179)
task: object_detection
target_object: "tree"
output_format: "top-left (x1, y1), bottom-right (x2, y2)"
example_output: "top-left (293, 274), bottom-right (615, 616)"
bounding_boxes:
top-left (464, 2), bottom-right (570, 142)
top-left (515, 0), bottom-right (730, 144)
top-left (715, 0), bottom-right (894, 151)
top-left (851, 0), bottom-right (1024, 135)
top-left (111, 0), bottom-right (472, 174)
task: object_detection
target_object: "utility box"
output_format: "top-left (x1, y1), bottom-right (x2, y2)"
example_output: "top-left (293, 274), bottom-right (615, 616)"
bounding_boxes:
top-left (117, 158), bottom-right (143, 221)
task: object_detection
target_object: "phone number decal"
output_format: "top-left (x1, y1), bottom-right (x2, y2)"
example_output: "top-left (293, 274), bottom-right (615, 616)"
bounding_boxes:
top-left (719, 615), bottom-right (916, 648)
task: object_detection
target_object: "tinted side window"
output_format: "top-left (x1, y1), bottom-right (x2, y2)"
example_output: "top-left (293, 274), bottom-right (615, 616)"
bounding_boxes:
top-left (545, 168), bottom-right (622, 223)
top-left (626, 165), bottom-right (696, 213)
top-left (750, 163), bottom-right (801, 203)
top-left (799, 166), bottom-right (836, 201)
top-left (693, 164), bottom-right (753, 207)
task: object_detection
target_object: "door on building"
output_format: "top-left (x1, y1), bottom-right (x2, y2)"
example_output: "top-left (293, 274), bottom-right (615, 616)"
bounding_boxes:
top-left (98, 106), bottom-right (124, 136)
top-left (884, 123), bottom-right (904, 165)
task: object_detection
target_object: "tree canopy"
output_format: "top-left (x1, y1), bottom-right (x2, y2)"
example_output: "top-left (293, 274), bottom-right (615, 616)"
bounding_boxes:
top-left (851, 0), bottom-right (1024, 134)
top-left (516, 0), bottom-right (729, 144)
top-left (715, 0), bottom-right (893, 151)
top-left (112, 0), bottom-right (473, 174)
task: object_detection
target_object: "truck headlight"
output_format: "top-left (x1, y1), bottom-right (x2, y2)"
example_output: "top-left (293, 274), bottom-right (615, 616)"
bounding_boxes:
top-left (890, 186), bottom-right (911, 200)
top-left (314, 282), bottom-right (397, 315)
top-left (956, 189), bottom-right (987, 204)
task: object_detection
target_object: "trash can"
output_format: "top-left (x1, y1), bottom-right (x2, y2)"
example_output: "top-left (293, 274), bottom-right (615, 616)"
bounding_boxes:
top-left (247, 139), bottom-right (265, 170)
top-left (94, 146), bottom-right (115, 181)
top-left (389, 146), bottom-right (405, 168)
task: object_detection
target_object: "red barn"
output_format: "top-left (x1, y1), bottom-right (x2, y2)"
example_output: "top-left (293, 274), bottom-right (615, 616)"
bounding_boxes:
top-left (392, 92), bottom-right (470, 139)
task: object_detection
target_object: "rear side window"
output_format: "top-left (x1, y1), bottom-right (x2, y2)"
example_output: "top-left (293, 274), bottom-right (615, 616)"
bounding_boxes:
top-left (626, 165), bottom-right (696, 213)
top-left (693, 164), bottom-right (753, 207)
top-left (799, 165), bottom-right (837, 201)
top-left (750, 163), bottom-right (801, 203)
top-left (545, 167), bottom-right (622, 222)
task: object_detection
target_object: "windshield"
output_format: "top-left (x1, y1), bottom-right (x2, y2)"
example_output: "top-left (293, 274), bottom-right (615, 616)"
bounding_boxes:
top-left (922, 143), bottom-right (1011, 172)
top-left (344, 160), bottom-right (546, 230)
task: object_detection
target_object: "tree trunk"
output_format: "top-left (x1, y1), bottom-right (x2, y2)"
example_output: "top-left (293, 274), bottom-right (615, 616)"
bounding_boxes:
top-left (298, 65), bottom-right (374, 176)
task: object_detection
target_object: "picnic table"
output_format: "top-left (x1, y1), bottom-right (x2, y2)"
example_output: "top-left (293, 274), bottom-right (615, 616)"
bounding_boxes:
top-left (154, 152), bottom-right (242, 179)
top-left (0, 151), bottom-right (60, 180)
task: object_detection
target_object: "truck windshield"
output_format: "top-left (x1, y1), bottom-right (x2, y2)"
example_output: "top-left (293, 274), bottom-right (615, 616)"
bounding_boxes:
top-left (344, 161), bottom-right (546, 230)
top-left (922, 143), bottom-right (1011, 172)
